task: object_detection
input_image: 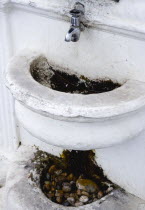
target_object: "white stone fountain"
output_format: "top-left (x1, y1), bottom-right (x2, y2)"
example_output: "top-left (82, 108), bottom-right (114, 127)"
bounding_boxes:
top-left (1, 0), bottom-right (145, 209)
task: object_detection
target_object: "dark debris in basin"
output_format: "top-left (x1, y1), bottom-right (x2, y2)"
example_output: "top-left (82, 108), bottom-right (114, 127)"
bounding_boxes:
top-left (30, 57), bottom-right (121, 95)
top-left (30, 149), bottom-right (116, 207)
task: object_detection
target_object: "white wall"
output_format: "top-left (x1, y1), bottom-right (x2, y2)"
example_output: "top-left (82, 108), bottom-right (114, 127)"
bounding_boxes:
top-left (96, 131), bottom-right (145, 201)
top-left (0, 5), bottom-right (18, 155)
top-left (8, 5), bottom-right (145, 85)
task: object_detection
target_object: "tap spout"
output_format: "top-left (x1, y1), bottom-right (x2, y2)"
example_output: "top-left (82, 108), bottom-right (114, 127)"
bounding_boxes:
top-left (65, 27), bottom-right (81, 42)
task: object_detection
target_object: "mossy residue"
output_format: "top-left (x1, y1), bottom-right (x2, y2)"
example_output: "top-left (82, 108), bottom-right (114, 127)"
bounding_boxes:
top-left (30, 57), bottom-right (121, 95)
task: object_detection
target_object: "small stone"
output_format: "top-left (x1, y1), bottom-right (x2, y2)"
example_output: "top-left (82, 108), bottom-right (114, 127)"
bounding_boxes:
top-left (88, 199), bottom-right (94, 204)
top-left (106, 187), bottom-right (113, 193)
top-left (56, 185), bottom-right (61, 190)
top-left (62, 185), bottom-right (71, 192)
top-left (64, 193), bottom-right (70, 198)
top-left (70, 193), bottom-right (79, 200)
top-left (93, 198), bottom-right (98, 202)
top-left (47, 191), bottom-right (55, 198)
top-left (81, 191), bottom-right (89, 196)
top-left (76, 179), bottom-right (99, 193)
top-left (79, 195), bottom-right (89, 203)
top-left (70, 193), bottom-right (77, 198)
top-left (46, 173), bottom-right (50, 180)
top-left (97, 191), bottom-right (103, 199)
top-left (55, 175), bottom-right (66, 182)
top-left (51, 181), bottom-right (56, 186)
top-left (44, 181), bottom-right (51, 185)
top-left (78, 175), bottom-right (84, 179)
top-left (63, 201), bottom-right (70, 206)
top-left (44, 181), bottom-right (51, 190)
top-left (51, 187), bottom-right (55, 192)
top-left (62, 182), bottom-right (71, 187)
top-left (61, 172), bottom-right (68, 177)
top-left (56, 196), bottom-right (63, 204)
top-left (70, 181), bottom-right (75, 185)
top-left (55, 190), bottom-right (63, 197)
top-left (51, 175), bottom-right (56, 181)
top-left (92, 193), bottom-right (97, 199)
top-left (67, 197), bottom-right (75, 205)
top-left (75, 202), bottom-right (83, 207)
top-left (93, 174), bottom-right (101, 180)
top-left (77, 189), bottom-right (82, 196)
top-left (54, 169), bottom-right (63, 176)
top-left (48, 165), bottom-right (57, 174)
top-left (67, 173), bottom-right (74, 181)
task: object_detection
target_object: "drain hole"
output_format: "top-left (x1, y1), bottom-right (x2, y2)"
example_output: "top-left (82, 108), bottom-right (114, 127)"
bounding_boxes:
top-left (31, 150), bottom-right (116, 207)
top-left (30, 57), bottom-right (121, 95)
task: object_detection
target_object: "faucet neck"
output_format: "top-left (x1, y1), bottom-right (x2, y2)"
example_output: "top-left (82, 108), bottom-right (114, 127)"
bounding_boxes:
top-left (71, 16), bottom-right (80, 27)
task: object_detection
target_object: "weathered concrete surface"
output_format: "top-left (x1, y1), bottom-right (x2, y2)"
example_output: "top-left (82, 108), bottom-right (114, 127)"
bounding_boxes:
top-left (4, 146), bottom-right (145, 210)
top-left (0, 156), bottom-right (10, 210)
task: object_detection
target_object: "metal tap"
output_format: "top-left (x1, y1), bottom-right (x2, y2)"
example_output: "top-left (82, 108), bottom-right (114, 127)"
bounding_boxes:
top-left (65, 2), bottom-right (85, 42)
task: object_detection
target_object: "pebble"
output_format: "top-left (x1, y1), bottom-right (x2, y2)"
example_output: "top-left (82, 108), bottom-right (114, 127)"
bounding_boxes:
top-left (55, 175), bottom-right (66, 182)
top-left (76, 179), bottom-right (99, 193)
top-left (48, 165), bottom-right (57, 174)
top-left (56, 185), bottom-right (61, 190)
top-left (51, 175), bottom-right (56, 181)
top-left (70, 193), bottom-right (77, 198)
top-left (97, 191), bottom-right (103, 199)
top-left (93, 174), bottom-right (101, 180)
top-left (61, 172), bottom-right (68, 177)
top-left (47, 191), bottom-right (55, 198)
top-left (55, 190), bottom-right (63, 197)
top-left (44, 181), bottom-right (51, 190)
top-left (79, 195), bottom-right (89, 203)
top-left (77, 189), bottom-right (82, 196)
top-left (46, 173), bottom-right (50, 180)
top-left (51, 181), bottom-right (56, 186)
top-left (67, 173), bottom-right (74, 181)
top-left (54, 169), bottom-right (63, 176)
top-left (75, 202), bottom-right (83, 207)
top-left (63, 201), bottom-right (70, 206)
top-left (51, 187), bottom-right (55, 192)
top-left (70, 181), bottom-right (75, 185)
top-left (92, 193), bottom-right (97, 199)
top-left (62, 185), bottom-right (71, 192)
top-left (106, 187), bottom-right (113, 193)
top-left (81, 191), bottom-right (89, 196)
top-left (67, 197), bottom-right (75, 205)
top-left (56, 196), bottom-right (63, 204)
top-left (64, 193), bottom-right (70, 199)
top-left (63, 182), bottom-right (71, 187)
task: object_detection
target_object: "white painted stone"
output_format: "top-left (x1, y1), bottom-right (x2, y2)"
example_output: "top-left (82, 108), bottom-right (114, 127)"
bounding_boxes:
top-left (0, 2), bottom-right (18, 154)
top-left (96, 130), bottom-right (145, 201)
top-left (6, 50), bottom-right (145, 149)
top-left (0, 156), bottom-right (11, 210)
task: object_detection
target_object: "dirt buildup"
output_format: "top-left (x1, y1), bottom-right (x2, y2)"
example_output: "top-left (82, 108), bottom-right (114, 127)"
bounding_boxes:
top-left (30, 149), bottom-right (116, 207)
top-left (30, 56), bottom-right (121, 94)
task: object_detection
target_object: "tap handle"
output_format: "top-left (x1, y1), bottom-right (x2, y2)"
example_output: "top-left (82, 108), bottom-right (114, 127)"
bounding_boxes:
top-left (70, 2), bottom-right (85, 16)
top-left (70, 9), bottom-right (82, 17)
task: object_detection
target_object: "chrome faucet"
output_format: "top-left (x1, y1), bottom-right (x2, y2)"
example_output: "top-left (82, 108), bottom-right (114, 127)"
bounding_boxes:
top-left (65, 2), bottom-right (85, 42)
